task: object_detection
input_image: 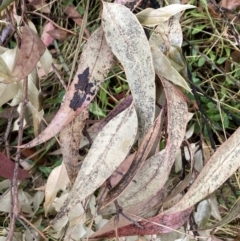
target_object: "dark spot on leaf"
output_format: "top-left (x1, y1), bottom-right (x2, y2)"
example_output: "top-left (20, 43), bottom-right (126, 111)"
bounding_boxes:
top-left (69, 67), bottom-right (96, 111)
top-left (75, 67), bottom-right (90, 91)
top-left (70, 92), bottom-right (86, 111)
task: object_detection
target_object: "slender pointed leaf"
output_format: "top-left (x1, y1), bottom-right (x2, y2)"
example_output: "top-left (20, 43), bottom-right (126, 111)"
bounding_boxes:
top-left (19, 27), bottom-right (113, 148)
top-left (102, 2), bottom-right (155, 141)
top-left (51, 104), bottom-right (138, 224)
top-left (165, 126), bottom-right (240, 215)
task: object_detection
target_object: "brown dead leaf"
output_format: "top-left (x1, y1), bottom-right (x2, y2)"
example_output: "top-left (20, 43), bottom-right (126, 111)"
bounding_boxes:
top-left (225, 50), bottom-right (240, 73)
top-left (28, 0), bottom-right (50, 13)
top-left (12, 25), bottom-right (46, 82)
top-left (19, 27), bottom-right (113, 148)
top-left (41, 22), bottom-right (55, 47)
top-left (0, 152), bottom-right (29, 180)
top-left (221, 0), bottom-right (240, 10)
top-left (47, 29), bottom-right (68, 41)
top-left (64, 5), bottom-right (90, 37)
top-left (60, 109), bottom-right (89, 184)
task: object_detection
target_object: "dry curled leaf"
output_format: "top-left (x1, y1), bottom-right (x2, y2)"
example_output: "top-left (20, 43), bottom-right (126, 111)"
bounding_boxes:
top-left (44, 163), bottom-right (70, 215)
top-left (47, 29), bottom-right (68, 41)
top-left (100, 111), bottom-right (162, 209)
top-left (221, 0), bottom-right (240, 10)
top-left (98, 95), bottom-right (133, 130)
top-left (110, 79), bottom-right (188, 211)
top-left (102, 2), bottom-right (155, 141)
top-left (19, 27), bottom-right (113, 148)
top-left (149, 17), bottom-right (182, 54)
top-left (136, 4), bottom-right (195, 27)
top-left (151, 45), bottom-right (191, 92)
top-left (164, 126), bottom-right (240, 215)
top-left (11, 25), bottom-right (45, 82)
top-left (51, 104), bottom-right (138, 224)
top-left (64, 5), bottom-right (90, 37)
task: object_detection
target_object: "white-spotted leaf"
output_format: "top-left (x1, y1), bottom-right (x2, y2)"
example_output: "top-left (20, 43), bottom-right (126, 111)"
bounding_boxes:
top-left (102, 2), bottom-right (155, 141)
top-left (52, 104), bottom-right (138, 224)
top-left (115, 79), bottom-right (188, 209)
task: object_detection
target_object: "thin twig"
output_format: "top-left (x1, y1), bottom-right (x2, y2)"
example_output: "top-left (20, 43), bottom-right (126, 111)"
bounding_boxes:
top-left (51, 63), bottom-right (67, 90)
top-left (67, 0), bottom-right (89, 87)
top-left (19, 215), bottom-right (48, 240)
top-left (6, 78), bottom-right (28, 241)
top-left (30, 11), bottom-right (78, 36)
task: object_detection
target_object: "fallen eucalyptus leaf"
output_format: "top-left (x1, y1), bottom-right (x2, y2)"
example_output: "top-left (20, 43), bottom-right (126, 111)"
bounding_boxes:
top-left (19, 27), bottom-right (113, 148)
top-left (11, 25), bottom-right (45, 82)
top-left (136, 4), bottom-right (195, 27)
top-left (164, 126), bottom-right (240, 215)
top-left (44, 163), bottom-right (70, 215)
top-left (102, 2), bottom-right (155, 141)
top-left (149, 17), bottom-right (182, 53)
top-left (151, 45), bottom-right (191, 92)
top-left (52, 104), bottom-right (138, 224)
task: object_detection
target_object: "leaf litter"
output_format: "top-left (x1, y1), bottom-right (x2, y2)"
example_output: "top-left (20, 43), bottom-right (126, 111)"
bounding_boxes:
top-left (1, 0), bottom-right (239, 240)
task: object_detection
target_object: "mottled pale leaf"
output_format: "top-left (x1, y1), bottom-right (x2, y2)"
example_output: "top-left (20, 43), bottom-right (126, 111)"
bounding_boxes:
top-left (60, 109), bottom-right (89, 184)
top-left (44, 163), bottom-right (70, 215)
top-left (110, 152), bottom-right (135, 187)
top-left (52, 104), bottom-right (138, 224)
top-left (102, 2), bottom-right (155, 140)
top-left (110, 79), bottom-right (188, 211)
top-left (164, 126), bottom-right (240, 215)
top-left (100, 111), bottom-right (162, 209)
top-left (136, 4), bottom-right (195, 27)
top-left (149, 18), bottom-right (182, 54)
top-left (151, 45), bottom-right (191, 92)
top-left (12, 25), bottom-right (45, 82)
top-left (19, 27), bottom-right (113, 148)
